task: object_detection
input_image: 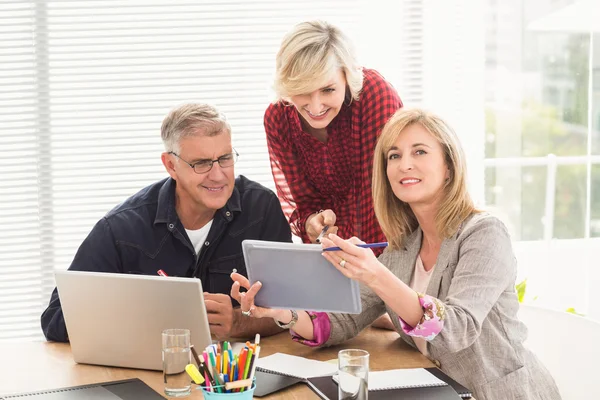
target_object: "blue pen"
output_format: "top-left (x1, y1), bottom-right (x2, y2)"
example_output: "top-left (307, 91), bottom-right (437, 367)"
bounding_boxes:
top-left (323, 241), bottom-right (389, 252)
top-left (223, 374), bottom-right (230, 393)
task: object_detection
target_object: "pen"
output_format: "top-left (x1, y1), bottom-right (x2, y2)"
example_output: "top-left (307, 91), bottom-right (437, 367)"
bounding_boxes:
top-left (322, 241), bottom-right (389, 252)
top-left (223, 374), bottom-right (230, 393)
top-left (243, 347), bottom-right (253, 379)
top-left (200, 357), bottom-right (220, 393)
top-left (157, 269), bottom-right (168, 277)
top-left (208, 351), bottom-right (217, 374)
top-left (315, 225), bottom-right (329, 244)
top-left (190, 345), bottom-right (203, 367)
top-left (246, 345), bottom-right (260, 390)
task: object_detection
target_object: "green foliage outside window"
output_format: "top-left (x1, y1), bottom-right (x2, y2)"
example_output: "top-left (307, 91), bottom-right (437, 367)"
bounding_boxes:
top-left (515, 278), bottom-right (583, 316)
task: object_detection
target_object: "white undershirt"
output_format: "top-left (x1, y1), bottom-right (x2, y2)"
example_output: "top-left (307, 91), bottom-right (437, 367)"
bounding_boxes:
top-left (409, 255), bottom-right (435, 356)
top-left (185, 220), bottom-right (213, 255)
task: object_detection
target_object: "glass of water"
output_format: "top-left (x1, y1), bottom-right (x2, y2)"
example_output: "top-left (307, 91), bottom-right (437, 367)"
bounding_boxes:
top-left (338, 349), bottom-right (369, 400)
top-left (162, 328), bottom-right (191, 397)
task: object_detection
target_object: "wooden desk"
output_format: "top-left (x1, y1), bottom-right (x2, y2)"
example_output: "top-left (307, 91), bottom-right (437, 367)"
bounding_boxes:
top-left (0, 328), bottom-right (433, 399)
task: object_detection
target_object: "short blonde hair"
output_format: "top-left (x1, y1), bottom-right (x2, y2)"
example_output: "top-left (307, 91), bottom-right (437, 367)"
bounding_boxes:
top-left (372, 108), bottom-right (478, 250)
top-left (161, 103), bottom-right (231, 153)
top-left (274, 20), bottom-right (363, 101)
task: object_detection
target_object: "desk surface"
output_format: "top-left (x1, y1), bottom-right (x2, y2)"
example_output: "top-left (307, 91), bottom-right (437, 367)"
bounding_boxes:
top-left (0, 328), bottom-right (433, 399)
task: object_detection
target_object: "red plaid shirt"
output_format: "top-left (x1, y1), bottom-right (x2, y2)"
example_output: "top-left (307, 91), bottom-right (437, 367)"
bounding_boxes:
top-left (264, 68), bottom-right (403, 252)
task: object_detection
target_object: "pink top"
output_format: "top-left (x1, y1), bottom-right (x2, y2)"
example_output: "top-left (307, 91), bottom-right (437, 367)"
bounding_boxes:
top-left (291, 257), bottom-right (446, 348)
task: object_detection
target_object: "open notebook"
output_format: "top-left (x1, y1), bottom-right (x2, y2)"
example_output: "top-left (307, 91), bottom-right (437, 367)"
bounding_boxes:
top-left (309, 375), bottom-right (464, 400)
top-left (256, 353), bottom-right (471, 399)
top-left (255, 353), bottom-right (337, 380)
top-left (333, 368), bottom-right (447, 390)
top-left (308, 368), bottom-right (472, 399)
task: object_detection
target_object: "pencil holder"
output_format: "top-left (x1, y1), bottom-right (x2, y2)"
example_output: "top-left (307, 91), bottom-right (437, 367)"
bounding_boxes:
top-left (199, 377), bottom-right (256, 399)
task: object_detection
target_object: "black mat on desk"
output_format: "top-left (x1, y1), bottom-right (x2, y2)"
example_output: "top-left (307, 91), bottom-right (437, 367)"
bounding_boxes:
top-left (0, 378), bottom-right (165, 399)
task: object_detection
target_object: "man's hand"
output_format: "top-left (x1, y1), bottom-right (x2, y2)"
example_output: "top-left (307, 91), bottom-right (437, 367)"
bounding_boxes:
top-left (204, 292), bottom-right (235, 339)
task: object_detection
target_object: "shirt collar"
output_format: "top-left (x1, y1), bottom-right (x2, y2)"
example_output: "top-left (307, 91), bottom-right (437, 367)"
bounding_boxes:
top-left (154, 177), bottom-right (241, 225)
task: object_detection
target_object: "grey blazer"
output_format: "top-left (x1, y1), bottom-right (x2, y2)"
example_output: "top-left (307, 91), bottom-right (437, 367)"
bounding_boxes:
top-left (325, 213), bottom-right (561, 400)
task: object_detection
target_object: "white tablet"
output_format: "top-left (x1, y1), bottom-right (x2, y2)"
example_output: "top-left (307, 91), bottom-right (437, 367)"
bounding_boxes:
top-left (55, 270), bottom-right (212, 371)
top-left (242, 240), bottom-right (362, 314)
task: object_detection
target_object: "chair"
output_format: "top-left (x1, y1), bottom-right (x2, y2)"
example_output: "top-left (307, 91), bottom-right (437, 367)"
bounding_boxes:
top-left (518, 304), bottom-right (600, 400)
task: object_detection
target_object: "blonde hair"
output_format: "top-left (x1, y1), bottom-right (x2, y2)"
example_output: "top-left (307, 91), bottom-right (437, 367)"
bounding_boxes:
top-left (274, 20), bottom-right (363, 101)
top-left (372, 108), bottom-right (478, 250)
top-left (161, 103), bottom-right (231, 153)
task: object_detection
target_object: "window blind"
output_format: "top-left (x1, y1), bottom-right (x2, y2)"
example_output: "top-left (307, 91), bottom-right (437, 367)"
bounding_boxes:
top-left (0, 0), bottom-right (362, 341)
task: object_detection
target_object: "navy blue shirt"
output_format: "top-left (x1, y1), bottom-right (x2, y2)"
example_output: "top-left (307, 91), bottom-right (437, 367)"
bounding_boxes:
top-left (41, 175), bottom-right (292, 342)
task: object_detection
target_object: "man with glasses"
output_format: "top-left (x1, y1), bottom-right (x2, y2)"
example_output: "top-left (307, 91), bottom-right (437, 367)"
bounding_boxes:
top-left (41, 103), bottom-right (292, 342)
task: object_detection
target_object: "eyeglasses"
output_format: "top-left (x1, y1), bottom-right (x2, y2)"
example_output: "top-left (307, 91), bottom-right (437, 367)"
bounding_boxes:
top-left (169, 150), bottom-right (239, 174)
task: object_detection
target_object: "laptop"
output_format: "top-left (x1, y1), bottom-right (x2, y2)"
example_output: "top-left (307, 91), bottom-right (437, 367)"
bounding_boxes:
top-left (54, 270), bottom-right (212, 371)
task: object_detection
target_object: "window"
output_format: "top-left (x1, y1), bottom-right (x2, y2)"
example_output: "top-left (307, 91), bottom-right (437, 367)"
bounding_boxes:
top-left (483, 0), bottom-right (599, 314)
top-left (0, 0), bottom-right (366, 341)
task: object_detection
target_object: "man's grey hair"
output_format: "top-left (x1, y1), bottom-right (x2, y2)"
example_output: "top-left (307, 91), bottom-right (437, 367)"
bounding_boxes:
top-left (161, 103), bottom-right (231, 153)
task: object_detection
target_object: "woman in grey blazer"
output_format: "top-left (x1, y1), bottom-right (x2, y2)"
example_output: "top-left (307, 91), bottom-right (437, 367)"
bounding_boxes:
top-left (232, 108), bottom-right (561, 400)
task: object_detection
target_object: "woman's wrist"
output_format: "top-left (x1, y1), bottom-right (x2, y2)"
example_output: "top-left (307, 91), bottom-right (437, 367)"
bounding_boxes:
top-left (369, 262), bottom-right (395, 292)
top-left (272, 309), bottom-right (292, 324)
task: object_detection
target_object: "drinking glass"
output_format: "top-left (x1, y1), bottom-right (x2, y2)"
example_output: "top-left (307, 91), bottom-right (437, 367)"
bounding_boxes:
top-left (162, 328), bottom-right (192, 397)
top-left (337, 349), bottom-right (369, 400)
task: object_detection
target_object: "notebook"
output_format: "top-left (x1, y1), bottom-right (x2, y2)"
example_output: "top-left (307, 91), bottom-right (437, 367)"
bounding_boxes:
top-left (333, 368), bottom-right (447, 390)
top-left (308, 368), bottom-right (472, 399)
top-left (255, 353), bottom-right (338, 380)
top-left (253, 370), bottom-right (303, 397)
top-left (0, 378), bottom-right (165, 400)
top-left (308, 375), bottom-right (463, 400)
top-left (426, 368), bottom-right (472, 398)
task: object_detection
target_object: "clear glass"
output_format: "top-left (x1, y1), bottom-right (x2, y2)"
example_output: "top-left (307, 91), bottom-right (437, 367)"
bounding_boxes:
top-left (338, 349), bottom-right (369, 400)
top-left (162, 328), bottom-right (191, 397)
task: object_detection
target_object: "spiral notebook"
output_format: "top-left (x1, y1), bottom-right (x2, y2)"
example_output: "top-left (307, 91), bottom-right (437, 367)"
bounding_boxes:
top-left (255, 353), bottom-right (337, 380)
top-left (309, 375), bottom-right (464, 400)
top-left (308, 368), bottom-right (472, 399)
top-left (0, 378), bottom-right (165, 400)
top-left (333, 368), bottom-right (447, 390)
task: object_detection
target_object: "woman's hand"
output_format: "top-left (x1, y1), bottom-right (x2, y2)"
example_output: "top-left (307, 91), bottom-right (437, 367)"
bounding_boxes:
top-left (320, 234), bottom-right (387, 288)
top-left (305, 209), bottom-right (339, 243)
top-left (230, 273), bottom-right (277, 319)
